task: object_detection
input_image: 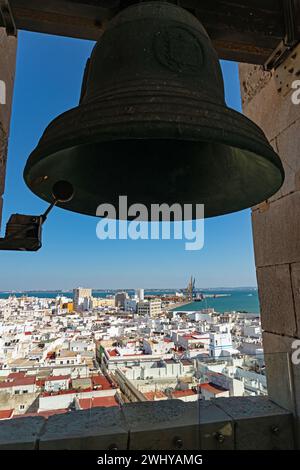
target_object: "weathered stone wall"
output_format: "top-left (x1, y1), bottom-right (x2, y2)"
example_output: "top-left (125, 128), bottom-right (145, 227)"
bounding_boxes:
top-left (239, 51), bottom-right (300, 447)
top-left (0, 27), bottom-right (17, 228)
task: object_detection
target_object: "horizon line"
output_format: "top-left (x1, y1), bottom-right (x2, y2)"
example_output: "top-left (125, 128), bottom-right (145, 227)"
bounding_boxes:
top-left (0, 286), bottom-right (258, 293)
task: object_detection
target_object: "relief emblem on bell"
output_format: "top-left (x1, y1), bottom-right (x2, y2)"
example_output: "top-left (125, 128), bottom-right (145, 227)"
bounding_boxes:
top-left (154, 27), bottom-right (203, 73)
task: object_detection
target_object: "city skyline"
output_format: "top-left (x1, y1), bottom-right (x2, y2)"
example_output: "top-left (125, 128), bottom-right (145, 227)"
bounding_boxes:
top-left (0, 31), bottom-right (257, 290)
top-left (0, 285), bottom-right (264, 422)
top-left (0, 285), bottom-right (258, 293)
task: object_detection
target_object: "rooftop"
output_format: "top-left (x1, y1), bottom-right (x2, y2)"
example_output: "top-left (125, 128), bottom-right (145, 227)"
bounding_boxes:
top-left (200, 383), bottom-right (229, 394)
top-left (45, 375), bottom-right (70, 382)
top-left (171, 389), bottom-right (197, 398)
top-left (143, 391), bottom-right (167, 401)
top-left (78, 396), bottom-right (119, 409)
top-left (0, 410), bottom-right (14, 420)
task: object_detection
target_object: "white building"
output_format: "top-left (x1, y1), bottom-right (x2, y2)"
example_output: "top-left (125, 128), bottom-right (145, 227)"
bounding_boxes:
top-left (124, 299), bottom-right (138, 313)
top-left (209, 331), bottom-right (235, 358)
top-left (206, 370), bottom-right (245, 397)
top-left (143, 337), bottom-right (174, 355)
top-left (176, 332), bottom-right (210, 351)
top-left (137, 300), bottom-right (162, 317)
top-left (135, 289), bottom-right (144, 301)
top-left (44, 375), bottom-right (71, 392)
top-left (73, 287), bottom-right (92, 311)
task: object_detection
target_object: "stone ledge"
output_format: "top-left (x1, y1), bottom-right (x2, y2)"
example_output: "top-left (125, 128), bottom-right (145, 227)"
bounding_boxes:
top-left (0, 397), bottom-right (295, 450)
top-left (0, 416), bottom-right (45, 450)
top-left (213, 396), bottom-right (295, 450)
top-left (39, 406), bottom-right (128, 450)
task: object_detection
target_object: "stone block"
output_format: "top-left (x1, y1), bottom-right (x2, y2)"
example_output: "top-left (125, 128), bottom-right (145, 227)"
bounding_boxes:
top-left (39, 407), bottom-right (129, 450)
top-left (291, 263), bottom-right (300, 336)
top-left (0, 27), bottom-right (16, 221)
top-left (214, 396), bottom-right (294, 450)
top-left (0, 416), bottom-right (45, 450)
top-left (272, 119), bottom-right (300, 201)
top-left (0, 196), bottom-right (2, 229)
top-left (198, 400), bottom-right (234, 450)
top-left (252, 192), bottom-right (300, 267)
top-left (239, 64), bottom-right (300, 142)
top-left (0, 27), bottom-right (17, 133)
top-left (263, 331), bottom-right (300, 448)
top-left (257, 264), bottom-right (297, 336)
top-left (277, 119), bottom-right (300, 176)
top-left (0, 121), bottom-right (8, 196)
top-left (123, 400), bottom-right (198, 450)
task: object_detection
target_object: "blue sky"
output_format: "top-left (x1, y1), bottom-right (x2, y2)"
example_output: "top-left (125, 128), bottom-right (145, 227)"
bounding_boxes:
top-left (0, 32), bottom-right (257, 291)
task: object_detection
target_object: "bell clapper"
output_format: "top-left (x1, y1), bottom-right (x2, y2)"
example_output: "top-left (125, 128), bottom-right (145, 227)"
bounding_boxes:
top-left (41, 200), bottom-right (57, 224)
top-left (41, 180), bottom-right (75, 223)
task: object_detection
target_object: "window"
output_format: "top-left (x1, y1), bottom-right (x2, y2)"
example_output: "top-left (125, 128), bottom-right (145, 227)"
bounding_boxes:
top-left (14, 390), bottom-right (20, 395)
top-left (19, 404), bottom-right (25, 410)
top-left (23, 390), bottom-right (28, 394)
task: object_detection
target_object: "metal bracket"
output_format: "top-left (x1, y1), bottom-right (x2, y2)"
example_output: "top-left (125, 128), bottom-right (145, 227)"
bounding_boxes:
top-left (265, 0), bottom-right (300, 70)
top-left (0, 0), bottom-right (16, 36)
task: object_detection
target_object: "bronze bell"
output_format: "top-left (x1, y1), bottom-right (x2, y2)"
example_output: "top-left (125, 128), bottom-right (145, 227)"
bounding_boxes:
top-left (24, 1), bottom-right (284, 219)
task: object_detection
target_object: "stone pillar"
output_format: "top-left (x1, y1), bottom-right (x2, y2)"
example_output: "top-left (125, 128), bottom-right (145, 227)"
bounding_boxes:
top-left (0, 27), bottom-right (17, 228)
top-left (239, 51), bottom-right (300, 447)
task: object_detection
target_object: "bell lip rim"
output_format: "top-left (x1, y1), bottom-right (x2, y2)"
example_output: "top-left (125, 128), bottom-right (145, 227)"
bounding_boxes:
top-left (23, 167), bottom-right (284, 220)
top-left (24, 132), bottom-right (284, 176)
top-left (23, 138), bottom-right (284, 221)
top-left (22, 169), bottom-right (284, 220)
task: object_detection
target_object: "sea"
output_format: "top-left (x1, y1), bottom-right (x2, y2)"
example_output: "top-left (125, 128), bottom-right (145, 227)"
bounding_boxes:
top-left (172, 289), bottom-right (259, 314)
top-left (0, 288), bottom-right (260, 314)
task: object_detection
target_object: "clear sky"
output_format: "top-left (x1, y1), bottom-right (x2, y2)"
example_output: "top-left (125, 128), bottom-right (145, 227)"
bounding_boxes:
top-left (0, 31), bottom-right (257, 291)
